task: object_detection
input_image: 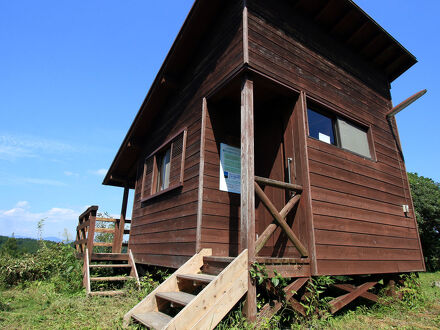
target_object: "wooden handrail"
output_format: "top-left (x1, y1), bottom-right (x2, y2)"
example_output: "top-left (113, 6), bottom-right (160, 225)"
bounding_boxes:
top-left (255, 176), bottom-right (303, 192)
top-left (78, 205), bottom-right (98, 220)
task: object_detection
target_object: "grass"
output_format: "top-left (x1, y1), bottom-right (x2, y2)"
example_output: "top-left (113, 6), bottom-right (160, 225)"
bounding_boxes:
top-left (324, 272), bottom-right (440, 330)
top-left (0, 272), bottom-right (439, 329)
top-left (0, 281), bottom-right (142, 329)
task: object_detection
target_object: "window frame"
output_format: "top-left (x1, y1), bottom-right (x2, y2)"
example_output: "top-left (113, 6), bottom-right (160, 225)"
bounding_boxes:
top-left (306, 99), bottom-right (376, 161)
top-left (140, 127), bottom-right (187, 202)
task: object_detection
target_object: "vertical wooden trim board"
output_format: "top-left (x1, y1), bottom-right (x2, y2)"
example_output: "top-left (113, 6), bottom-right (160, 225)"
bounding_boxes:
top-left (242, 0), bottom-right (249, 64)
top-left (240, 75), bottom-right (256, 320)
top-left (298, 92), bottom-right (318, 274)
top-left (196, 98), bottom-right (207, 252)
top-left (389, 115), bottom-right (426, 271)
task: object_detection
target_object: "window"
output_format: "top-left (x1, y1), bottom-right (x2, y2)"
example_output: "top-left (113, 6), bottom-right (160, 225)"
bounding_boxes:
top-left (307, 107), bottom-right (372, 159)
top-left (156, 147), bottom-right (171, 192)
top-left (141, 129), bottom-right (187, 201)
top-left (307, 109), bottom-right (336, 145)
top-left (336, 118), bottom-right (371, 158)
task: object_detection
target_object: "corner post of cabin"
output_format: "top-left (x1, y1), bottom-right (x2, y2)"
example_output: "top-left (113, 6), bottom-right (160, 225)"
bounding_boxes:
top-left (240, 73), bottom-right (256, 321)
top-left (113, 185), bottom-right (129, 253)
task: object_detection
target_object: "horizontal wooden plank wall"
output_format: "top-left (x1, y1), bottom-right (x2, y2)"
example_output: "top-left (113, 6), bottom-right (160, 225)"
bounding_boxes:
top-left (130, 1), bottom-right (244, 268)
top-left (247, 0), bottom-right (424, 275)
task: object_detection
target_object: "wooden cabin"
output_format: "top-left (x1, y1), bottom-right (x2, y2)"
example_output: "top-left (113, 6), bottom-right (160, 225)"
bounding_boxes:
top-left (89, 0), bottom-right (425, 325)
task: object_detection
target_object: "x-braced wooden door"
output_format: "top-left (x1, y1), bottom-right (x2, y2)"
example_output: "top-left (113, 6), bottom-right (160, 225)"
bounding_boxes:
top-left (254, 99), bottom-right (303, 258)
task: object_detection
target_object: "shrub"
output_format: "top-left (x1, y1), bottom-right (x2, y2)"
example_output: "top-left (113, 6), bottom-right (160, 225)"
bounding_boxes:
top-left (0, 243), bottom-right (82, 292)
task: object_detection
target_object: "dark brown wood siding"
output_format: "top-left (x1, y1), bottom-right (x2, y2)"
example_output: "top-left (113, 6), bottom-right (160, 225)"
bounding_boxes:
top-left (247, 0), bottom-right (424, 275)
top-left (130, 0), bottom-right (244, 268)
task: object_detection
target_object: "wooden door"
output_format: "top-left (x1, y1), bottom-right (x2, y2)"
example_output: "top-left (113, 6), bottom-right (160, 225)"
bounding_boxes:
top-left (254, 101), bottom-right (296, 257)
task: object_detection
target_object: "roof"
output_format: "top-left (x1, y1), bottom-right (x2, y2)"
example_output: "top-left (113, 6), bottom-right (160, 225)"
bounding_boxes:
top-left (103, 0), bottom-right (417, 188)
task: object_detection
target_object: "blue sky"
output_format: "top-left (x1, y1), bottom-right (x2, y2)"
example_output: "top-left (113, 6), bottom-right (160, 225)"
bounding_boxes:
top-left (0, 0), bottom-right (438, 239)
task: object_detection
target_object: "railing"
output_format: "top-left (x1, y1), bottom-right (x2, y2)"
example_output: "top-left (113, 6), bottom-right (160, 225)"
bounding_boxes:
top-left (253, 176), bottom-right (308, 258)
top-left (74, 205), bottom-right (131, 257)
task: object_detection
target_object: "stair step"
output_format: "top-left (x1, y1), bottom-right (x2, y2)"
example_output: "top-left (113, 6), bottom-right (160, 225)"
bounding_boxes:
top-left (90, 253), bottom-right (129, 261)
top-left (132, 311), bottom-right (172, 329)
top-left (177, 273), bottom-right (216, 284)
top-left (89, 290), bottom-right (125, 296)
top-left (155, 291), bottom-right (196, 307)
top-left (203, 256), bottom-right (235, 263)
top-left (90, 276), bottom-right (133, 282)
top-left (93, 242), bottom-right (113, 247)
top-left (202, 256), bottom-right (234, 275)
top-left (89, 264), bottom-right (131, 268)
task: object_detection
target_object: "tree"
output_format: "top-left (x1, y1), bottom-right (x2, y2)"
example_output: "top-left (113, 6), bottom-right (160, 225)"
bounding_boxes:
top-left (0, 233), bottom-right (19, 257)
top-left (408, 172), bottom-right (440, 271)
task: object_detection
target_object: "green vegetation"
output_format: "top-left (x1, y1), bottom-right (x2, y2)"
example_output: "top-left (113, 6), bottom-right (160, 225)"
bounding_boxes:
top-left (0, 235), bottom-right (58, 256)
top-left (408, 172), bottom-right (440, 271)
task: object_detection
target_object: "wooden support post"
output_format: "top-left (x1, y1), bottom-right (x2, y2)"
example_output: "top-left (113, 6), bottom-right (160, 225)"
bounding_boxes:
top-left (196, 98), bottom-right (207, 252)
top-left (241, 75), bottom-right (256, 321)
top-left (254, 182), bottom-right (308, 257)
top-left (86, 211), bottom-right (96, 259)
top-left (113, 186), bottom-right (129, 253)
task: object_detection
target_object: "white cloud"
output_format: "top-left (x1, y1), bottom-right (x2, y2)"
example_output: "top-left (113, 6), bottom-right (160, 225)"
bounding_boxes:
top-left (15, 201), bottom-right (29, 208)
top-left (64, 171), bottom-right (79, 177)
top-left (0, 174), bottom-right (66, 187)
top-left (90, 168), bottom-right (107, 176)
top-left (23, 178), bottom-right (67, 186)
top-left (0, 202), bottom-right (79, 238)
top-left (0, 134), bottom-right (77, 161)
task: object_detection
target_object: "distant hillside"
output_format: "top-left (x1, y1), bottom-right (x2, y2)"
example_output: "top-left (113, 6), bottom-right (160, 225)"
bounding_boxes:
top-left (0, 235), bottom-right (59, 254)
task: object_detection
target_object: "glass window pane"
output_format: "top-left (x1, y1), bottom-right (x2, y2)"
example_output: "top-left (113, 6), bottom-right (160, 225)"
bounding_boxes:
top-left (307, 108), bottom-right (335, 145)
top-left (337, 118), bottom-right (371, 158)
top-left (156, 147), bottom-right (171, 192)
top-left (161, 148), bottom-right (171, 190)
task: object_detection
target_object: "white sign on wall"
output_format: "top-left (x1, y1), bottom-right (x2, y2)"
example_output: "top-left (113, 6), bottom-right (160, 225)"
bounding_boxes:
top-left (219, 143), bottom-right (241, 194)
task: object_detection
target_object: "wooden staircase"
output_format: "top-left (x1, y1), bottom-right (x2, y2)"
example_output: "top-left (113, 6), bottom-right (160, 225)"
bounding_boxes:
top-left (83, 248), bottom-right (140, 296)
top-left (123, 249), bottom-right (248, 329)
top-left (74, 206), bottom-right (140, 296)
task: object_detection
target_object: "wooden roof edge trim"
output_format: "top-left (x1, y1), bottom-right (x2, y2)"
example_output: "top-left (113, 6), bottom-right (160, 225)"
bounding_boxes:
top-left (103, 0), bottom-right (204, 187)
top-left (346, 0), bottom-right (417, 80)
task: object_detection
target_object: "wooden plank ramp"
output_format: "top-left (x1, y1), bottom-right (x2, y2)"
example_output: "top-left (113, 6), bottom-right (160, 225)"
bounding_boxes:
top-left (123, 248), bottom-right (248, 329)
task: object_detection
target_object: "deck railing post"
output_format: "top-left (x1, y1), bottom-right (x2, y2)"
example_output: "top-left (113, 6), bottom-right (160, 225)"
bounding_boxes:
top-left (86, 209), bottom-right (97, 259)
top-left (240, 74), bottom-right (256, 321)
top-left (113, 185), bottom-right (129, 253)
